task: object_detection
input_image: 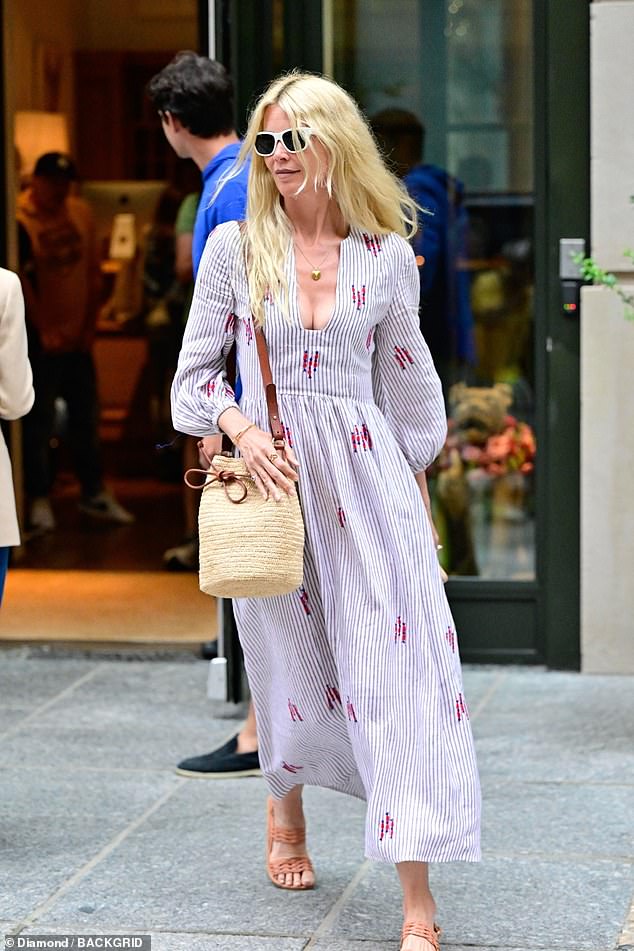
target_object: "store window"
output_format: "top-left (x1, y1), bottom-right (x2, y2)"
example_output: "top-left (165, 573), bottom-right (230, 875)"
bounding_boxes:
top-left (329, 0), bottom-right (535, 581)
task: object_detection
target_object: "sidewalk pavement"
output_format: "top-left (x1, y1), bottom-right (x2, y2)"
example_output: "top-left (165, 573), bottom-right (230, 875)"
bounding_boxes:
top-left (1, 646), bottom-right (633, 951)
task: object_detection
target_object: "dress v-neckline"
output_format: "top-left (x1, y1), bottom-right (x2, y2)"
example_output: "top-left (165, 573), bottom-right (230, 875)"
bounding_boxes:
top-left (290, 229), bottom-right (352, 334)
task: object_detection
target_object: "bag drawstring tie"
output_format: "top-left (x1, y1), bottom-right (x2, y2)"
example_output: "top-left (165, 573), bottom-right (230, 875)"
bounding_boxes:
top-left (184, 466), bottom-right (249, 504)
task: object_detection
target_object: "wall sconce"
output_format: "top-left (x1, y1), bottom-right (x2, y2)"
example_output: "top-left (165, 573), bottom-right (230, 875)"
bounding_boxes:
top-left (14, 111), bottom-right (70, 178)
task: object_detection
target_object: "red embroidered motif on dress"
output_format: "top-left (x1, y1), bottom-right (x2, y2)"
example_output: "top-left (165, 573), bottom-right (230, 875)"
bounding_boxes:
top-left (245, 317), bottom-right (254, 345)
top-left (346, 697), bottom-right (358, 722)
top-left (394, 616), bottom-right (407, 644)
top-left (325, 685), bottom-right (342, 710)
top-left (456, 693), bottom-right (469, 722)
top-left (288, 700), bottom-right (304, 722)
top-left (280, 421), bottom-right (294, 448)
top-left (351, 423), bottom-right (373, 452)
top-left (337, 507), bottom-right (346, 527)
top-left (351, 285), bottom-right (366, 311)
top-left (362, 233), bottom-right (382, 256)
top-left (379, 812), bottom-right (395, 841)
top-left (394, 345), bottom-right (415, 369)
top-left (282, 762), bottom-right (303, 773)
top-left (299, 586), bottom-right (311, 615)
top-left (224, 312), bottom-right (236, 334)
top-left (446, 626), bottom-right (456, 652)
top-left (206, 380), bottom-right (216, 396)
top-left (302, 350), bottom-right (320, 379)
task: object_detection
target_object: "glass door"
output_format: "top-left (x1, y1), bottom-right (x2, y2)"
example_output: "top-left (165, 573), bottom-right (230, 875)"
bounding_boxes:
top-left (326, 0), bottom-right (546, 662)
top-left (330, 0), bottom-right (535, 583)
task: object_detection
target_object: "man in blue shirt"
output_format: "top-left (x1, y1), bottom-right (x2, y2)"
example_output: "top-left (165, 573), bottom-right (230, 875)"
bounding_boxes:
top-left (147, 51), bottom-right (249, 277)
top-left (147, 53), bottom-right (257, 780)
top-left (370, 109), bottom-right (475, 393)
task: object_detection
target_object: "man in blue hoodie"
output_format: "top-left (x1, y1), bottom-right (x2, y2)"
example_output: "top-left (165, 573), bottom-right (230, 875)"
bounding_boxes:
top-left (371, 109), bottom-right (475, 390)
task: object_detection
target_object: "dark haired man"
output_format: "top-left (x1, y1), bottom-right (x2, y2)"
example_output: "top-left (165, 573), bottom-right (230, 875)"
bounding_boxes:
top-left (147, 52), bottom-right (259, 781)
top-left (147, 51), bottom-right (248, 274)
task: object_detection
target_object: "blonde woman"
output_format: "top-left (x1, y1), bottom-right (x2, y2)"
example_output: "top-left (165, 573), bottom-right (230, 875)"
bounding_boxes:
top-left (0, 268), bottom-right (34, 603)
top-left (172, 72), bottom-right (480, 951)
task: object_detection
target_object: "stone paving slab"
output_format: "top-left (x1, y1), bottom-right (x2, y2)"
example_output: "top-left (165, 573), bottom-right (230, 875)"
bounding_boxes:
top-left (471, 671), bottom-right (634, 784)
top-left (16, 929), bottom-right (307, 951)
top-left (480, 778), bottom-right (634, 859)
top-left (0, 655), bottom-right (101, 707)
top-left (0, 707), bottom-right (33, 731)
top-left (323, 858), bottom-right (632, 950)
top-left (0, 652), bottom-right (212, 712)
top-left (310, 944), bottom-right (597, 951)
top-left (0, 718), bottom-right (234, 774)
top-left (35, 782), bottom-right (366, 936)
top-left (0, 768), bottom-right (180, 919)
top-left (0, 660), bottom-right (240, 771)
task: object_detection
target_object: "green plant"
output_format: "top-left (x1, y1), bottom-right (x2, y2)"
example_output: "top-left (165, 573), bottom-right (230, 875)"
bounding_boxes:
top-left (573, 195), bottom-right (634, 321)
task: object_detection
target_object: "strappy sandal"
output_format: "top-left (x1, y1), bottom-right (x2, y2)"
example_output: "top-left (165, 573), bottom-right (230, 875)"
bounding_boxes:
top-left (266, 796), bottom-right (315, 890)
top-left (400, 921), bottom-right (442, 951)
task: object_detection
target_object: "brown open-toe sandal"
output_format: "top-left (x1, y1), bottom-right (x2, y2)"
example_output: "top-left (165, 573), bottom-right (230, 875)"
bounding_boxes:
top-left (400, 921), bottom-right (442, 951)
top-left (266, 796), bottom-right (315, 890)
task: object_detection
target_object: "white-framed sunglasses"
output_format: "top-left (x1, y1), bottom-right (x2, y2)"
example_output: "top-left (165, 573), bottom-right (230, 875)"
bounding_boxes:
top-left (254, 127), bottom-right (314, 157)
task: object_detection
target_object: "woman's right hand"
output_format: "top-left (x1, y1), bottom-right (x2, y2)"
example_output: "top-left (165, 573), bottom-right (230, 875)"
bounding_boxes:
top-left (238, 426), bottom-right (299, 501)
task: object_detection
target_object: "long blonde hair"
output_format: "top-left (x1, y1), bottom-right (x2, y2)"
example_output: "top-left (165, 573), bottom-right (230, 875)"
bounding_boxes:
top-left (223, 71), bottom-right (419, 324)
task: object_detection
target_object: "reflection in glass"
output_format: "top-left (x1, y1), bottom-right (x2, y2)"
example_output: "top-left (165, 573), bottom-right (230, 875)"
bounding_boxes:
top-left (331, 0), bottom-right (535, 580)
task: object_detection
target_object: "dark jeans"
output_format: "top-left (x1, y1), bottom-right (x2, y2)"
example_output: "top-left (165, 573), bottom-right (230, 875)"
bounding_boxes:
top-left (23, 349), bottom-right (103, 499)
top-left (0, 547), bottom-right (8, 605)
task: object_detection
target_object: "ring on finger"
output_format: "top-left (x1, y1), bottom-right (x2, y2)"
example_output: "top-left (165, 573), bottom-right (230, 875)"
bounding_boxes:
top-left (268, 451), bottom-right (279, 463)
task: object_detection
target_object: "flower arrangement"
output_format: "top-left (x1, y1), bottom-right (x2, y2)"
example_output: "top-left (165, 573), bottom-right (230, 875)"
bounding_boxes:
top-left (436, 415), bottom-right (536, 478)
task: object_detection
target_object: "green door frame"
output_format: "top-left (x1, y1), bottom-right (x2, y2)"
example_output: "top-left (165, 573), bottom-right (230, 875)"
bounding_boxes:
top-left (535, 0), bottom-right (589, 668)
top-left (204, 0), bottom-right (589, 670)
top-left (209, 0), bottom-right (322, 133)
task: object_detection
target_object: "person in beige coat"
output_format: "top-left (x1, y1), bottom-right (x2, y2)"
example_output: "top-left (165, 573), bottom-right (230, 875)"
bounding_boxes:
top-left (0, 267), bottom-right (34, 603)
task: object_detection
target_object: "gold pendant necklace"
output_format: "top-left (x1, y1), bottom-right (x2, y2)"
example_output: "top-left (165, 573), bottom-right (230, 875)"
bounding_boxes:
top-left (295, 243), bottom-right (330, 281)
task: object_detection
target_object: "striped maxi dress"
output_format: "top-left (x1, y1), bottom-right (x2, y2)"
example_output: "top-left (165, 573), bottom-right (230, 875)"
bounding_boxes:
top-left (171, 220), bottom-right (481, 864)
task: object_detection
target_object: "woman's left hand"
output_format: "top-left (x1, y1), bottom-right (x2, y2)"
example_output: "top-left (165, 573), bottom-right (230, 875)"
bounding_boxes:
top-left (237, 424), bottom-right (300, 501)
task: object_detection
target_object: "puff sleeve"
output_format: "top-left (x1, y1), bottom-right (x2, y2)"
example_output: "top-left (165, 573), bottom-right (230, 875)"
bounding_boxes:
top-left (171, 223), bottom-right (241, 437)
top-left (371, 236), bottom-right (447, 472)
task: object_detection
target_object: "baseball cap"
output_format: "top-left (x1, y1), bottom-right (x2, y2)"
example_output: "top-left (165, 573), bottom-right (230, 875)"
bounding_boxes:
top-left (33, 152), bottom-right (78, 180)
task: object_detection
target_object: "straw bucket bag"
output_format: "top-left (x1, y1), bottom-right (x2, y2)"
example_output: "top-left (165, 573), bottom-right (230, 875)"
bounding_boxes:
top-left (185, 328), bottom-right (304, 599)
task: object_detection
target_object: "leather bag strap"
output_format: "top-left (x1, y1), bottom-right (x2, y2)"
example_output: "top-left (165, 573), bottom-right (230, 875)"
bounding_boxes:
top-left (237, 221), bottom-right (285, 451)
top-left (255, 326), bottom-right (285, 449)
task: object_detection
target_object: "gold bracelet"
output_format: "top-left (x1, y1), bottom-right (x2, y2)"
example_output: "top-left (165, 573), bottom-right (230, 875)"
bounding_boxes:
top-left (232, 422), bottom-right (256, 445)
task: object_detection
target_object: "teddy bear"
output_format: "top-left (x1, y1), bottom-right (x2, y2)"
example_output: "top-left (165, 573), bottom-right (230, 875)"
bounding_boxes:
top-left (432, 382), bottom-right (513, 576)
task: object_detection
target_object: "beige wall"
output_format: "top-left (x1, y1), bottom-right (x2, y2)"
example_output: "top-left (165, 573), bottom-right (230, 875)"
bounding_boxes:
top-left (581, 287), bottom-right (634, 673)
top-left (581, 0), bottom-right (634, 673)
top-left (590, 1), bottom-right (634, 272)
